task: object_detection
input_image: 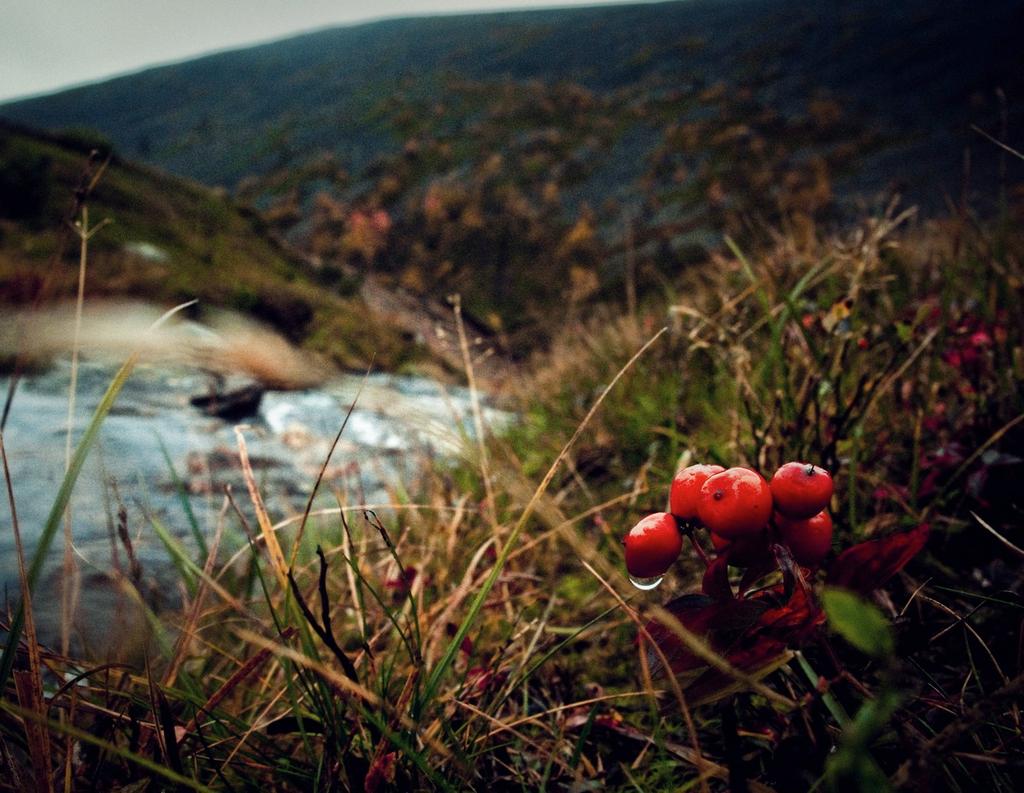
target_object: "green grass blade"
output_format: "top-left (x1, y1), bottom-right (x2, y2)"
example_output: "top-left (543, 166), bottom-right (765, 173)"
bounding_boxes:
top-left (568, 705), bottom-right (598, 772)
top-left (357, 704), bottom-right (459, 792)
top-left (0, 355), bottom-right (136, 692)
top-left (155, 432), bottom-right (208, 561)
top-left (501, 603), bottom-right (620, 701)
top-left (726, 235), bottom-right (798, 421)
top-left (150, 515), bottom-right (199, 596)
top-left (726, 235), bottom-right (772, 315)
top-left (794, 651), bottom-right (849, 727)
top-left (419, 328), bottom-right (667, 712)
top-left (1, 699), bottom-right (215, 792)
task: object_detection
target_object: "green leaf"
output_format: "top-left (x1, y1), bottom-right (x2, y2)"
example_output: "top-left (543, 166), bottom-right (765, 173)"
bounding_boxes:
top-left (822, 587), bottom-right (894, 658)
top-left (824, 688), bottom-right (901, 793)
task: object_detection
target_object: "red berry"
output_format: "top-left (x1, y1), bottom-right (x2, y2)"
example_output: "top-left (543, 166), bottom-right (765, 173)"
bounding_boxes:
top-left (775, 509), bottom-right (833, 567)
top-left (770, 462), bottom-right (833, 519)
top-left (710, 529), bottom-right (770, 567)
top-left (697, 468), bottom-right (773, 539)
top-left (970, 330), bottom-right (992, 348)
top-left (669, 463), bottom-right (725, 520)
top-left (623, 512), bottom-right (682, 579)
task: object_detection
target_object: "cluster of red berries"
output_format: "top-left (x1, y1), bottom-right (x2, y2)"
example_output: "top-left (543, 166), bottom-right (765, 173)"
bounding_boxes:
top-left (623, 462), bottom-right (834, 581)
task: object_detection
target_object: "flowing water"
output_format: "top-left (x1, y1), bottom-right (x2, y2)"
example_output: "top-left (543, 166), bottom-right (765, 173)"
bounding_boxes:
top-left (0, 358), bottom-right (506, 654)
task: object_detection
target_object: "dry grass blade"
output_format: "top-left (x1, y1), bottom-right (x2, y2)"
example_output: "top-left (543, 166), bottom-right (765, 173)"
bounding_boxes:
top-left (12, 671), bottom-right (53, 793)
top-left (644, 601), bottom-right (796, 710)
top-left (287, 361), bottom-right (373, 569)
top-left (498, 593), bottom-right (557, 700)
top-left (517, 325), bottom-right (668, 555)
top-left (213, 502), bottom-right (478, 576)
top-left (338, 497), bottom-right (367, 638)
top-left (452, 294), bottom-right (497, 533)
top-left (480, 691), bottom-right (649, 739)
top-left (970, 124), bottom-right (1024, 161)
top-left (970, 511), bottom-right (1024, 558)
top-left (365, 667), bottom-right (419, 784)
top-left (578, 559), bottom-right (712, 793)
top-left (627, 724), bottom-right (778, 793)
top-left (234, 426), bottom-right (289, 591)
top-left (503, 492), bottom-right (638, 565)
top-left (936, 412), bottom-right (1024, 503)
top-left (423, 537), bottom-right (497, 665)
top-left (861, 325), bottom-right (940, 423)
top-left (452, 294), bottom-right (519, 623)
top-left (0, 150), bottom-right (110, 435)
top-left (232, 628), bottom-right (453, 761)
top-left (0, 730), bottom-right (27, 791)
top-left (920, 594), bottom-right (1008, 684)
top-left (180, 627), bottom-right (296, 738)
top-left (163, 497), bottom-right (229, 689)
top-left (422, 326), bottom-right (669, 706)
top-left (891, 673), bottom-right (1024, 788)
top-left (60, 206), bottom-right (114, 659)
top-left (453, 699), bottom-right (579, 778)
top-left (213, 681), bottom-right (290, 773)
top-left (1, 434), bottom-right (53, 792)
top-left (0, 700), bottom-right (214, 793)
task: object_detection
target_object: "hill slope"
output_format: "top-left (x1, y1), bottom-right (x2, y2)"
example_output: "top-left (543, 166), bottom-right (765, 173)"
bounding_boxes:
top-left (0, 121), bottom-right (413, 369)
top-left (3, 0), bottom-right (1018, 190)
top-left (2, 0), bottom-right (1021, 347)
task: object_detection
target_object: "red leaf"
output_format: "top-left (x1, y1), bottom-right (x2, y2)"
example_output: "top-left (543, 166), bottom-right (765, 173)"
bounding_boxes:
top-left (643, 594), bottom-right (769, 676)
top-left (682, 637), bottom-right (790, 703)
top-left (364, 751), bottom-right (398, 793)
top-left (752, 584), bottom-right (825, 640)
top-left (737, 556), bottom-right (778, 594)
top-left (827, 523), bottom-right (930, 594)
top-left (701, 554), bottom-right (733, 601)
top-left (642, 584), bottom-right (826, 705)
top-left (385, 565), bottom-right (417, 593)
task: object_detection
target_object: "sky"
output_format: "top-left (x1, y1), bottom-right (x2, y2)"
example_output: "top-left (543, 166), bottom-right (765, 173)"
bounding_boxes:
top-left (0, 0), bottom-right (641, 102)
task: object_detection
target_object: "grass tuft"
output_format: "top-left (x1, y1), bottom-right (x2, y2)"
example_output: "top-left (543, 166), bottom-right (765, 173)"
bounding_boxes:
top-left (1, 198), bottom-right (1022, 790)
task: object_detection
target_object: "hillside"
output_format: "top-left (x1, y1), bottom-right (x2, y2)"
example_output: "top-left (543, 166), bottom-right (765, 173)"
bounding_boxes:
top-left (0, 120), bottom-right (416, 369)
top-left (2, 0), bottom-right (1021, 348)
top-left (3, 1), bottom-right (1020, 189)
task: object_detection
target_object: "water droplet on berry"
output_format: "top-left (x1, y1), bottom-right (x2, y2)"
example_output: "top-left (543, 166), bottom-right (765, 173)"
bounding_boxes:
top-left (628, 574), bottom-right (664, 591)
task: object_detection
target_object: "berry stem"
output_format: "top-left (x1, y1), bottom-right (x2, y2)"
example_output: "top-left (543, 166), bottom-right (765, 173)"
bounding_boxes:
top-left (688, 533), bottom-right (711, 568)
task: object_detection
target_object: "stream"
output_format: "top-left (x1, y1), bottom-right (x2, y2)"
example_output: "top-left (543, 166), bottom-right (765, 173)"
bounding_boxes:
top-left (0, 358), bottom-right (507, 654)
